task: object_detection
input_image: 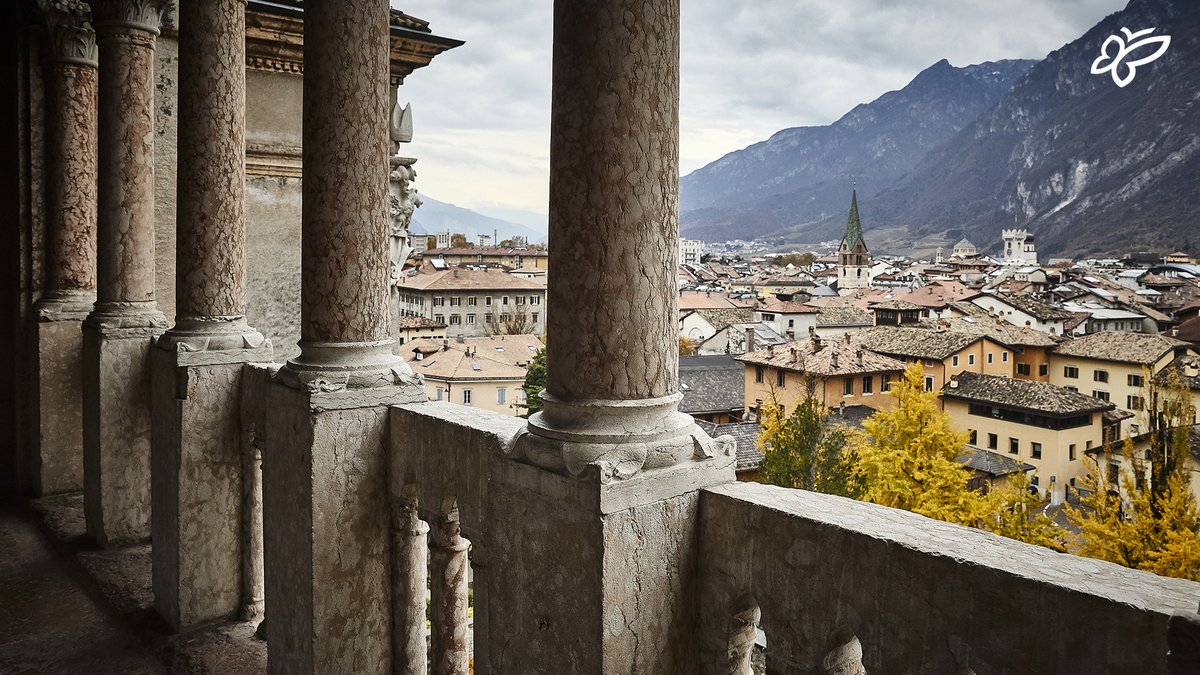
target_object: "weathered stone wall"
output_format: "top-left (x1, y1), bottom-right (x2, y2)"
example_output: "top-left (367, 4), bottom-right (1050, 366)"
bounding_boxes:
top-left (698, 482), bottom-right (1200, 674)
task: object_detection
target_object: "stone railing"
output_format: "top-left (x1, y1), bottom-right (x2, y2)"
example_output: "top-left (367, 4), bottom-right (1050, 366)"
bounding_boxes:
top-left (382, 401), bottom-right (1200, 674)
top-left (697, 482), bottom-right (1200, 674)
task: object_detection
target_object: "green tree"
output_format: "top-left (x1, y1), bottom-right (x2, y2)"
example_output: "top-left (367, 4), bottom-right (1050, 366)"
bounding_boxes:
top-left (1065, 370), bottom-right (1200, 580)
top-left (518, 348), bottom-right (547, 418)
top-left (757, 380), bottom-right (864, 498)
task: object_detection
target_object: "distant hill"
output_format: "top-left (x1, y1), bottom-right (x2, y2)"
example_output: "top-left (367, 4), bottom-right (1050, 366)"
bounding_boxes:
top-left (679, 58), bottom-right (1037, 243)
top-left (411, 195), bottom-right (546, 245)
top-left (866, 0), bottom-right (1200, 257)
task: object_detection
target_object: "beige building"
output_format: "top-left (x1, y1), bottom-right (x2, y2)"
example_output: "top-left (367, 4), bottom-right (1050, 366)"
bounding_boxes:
top-left (942, 372), bottom-right (1115, 504)
top-left (1049, 332), bottom-right (1195, 435)
top-left (737, 335), bottom-right (906, 414)
top-left (404, 334), bottom-right (544, 416)
top-left (422, 246), bottom-right (548, 271)
top-left (395, 315), bottom-right (446, 346)
top-left (396, 267), bottom-right (548, 337)
top-left (852, 326), bottom-right (1015, 394)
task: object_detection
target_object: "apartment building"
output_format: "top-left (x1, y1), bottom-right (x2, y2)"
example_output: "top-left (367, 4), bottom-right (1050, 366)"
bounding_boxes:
top-left (942, 372), bottom-right (1115, 504)
top-left (396, 267), bottom-right (548, 337)
top-left (852, 326), bottom-right (1014, 393)
top-left (404, 334), bottom-right (544, 416)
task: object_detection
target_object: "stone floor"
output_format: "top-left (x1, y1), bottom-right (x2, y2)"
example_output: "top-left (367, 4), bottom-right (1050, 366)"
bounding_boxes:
top-left (0, 495), bottom-right (266, 675)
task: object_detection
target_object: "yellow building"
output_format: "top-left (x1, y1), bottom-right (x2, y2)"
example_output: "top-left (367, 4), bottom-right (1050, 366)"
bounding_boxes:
top-left (942, 372), bottom-right (1116, 504)
top-left (403, 334), bottom-right (544, 416)
top-left (852, 326), bottom-right (1014, 394)
top-left (737, 335), bottom-right (906, 414)
top-left (394, 315), bottom-right (446, 346)
top-left (1049, 332), bottom-right (1194, 435)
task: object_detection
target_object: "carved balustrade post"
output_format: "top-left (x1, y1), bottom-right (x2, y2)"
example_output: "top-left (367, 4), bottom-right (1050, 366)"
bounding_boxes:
top-left (429, 506), bottom-right (470, 675)
top-left (391, 489), bottom-right (429, 674)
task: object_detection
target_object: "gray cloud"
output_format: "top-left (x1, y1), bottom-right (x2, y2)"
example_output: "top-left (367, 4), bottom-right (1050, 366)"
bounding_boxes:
top-left (394, 0), bottom-right (1127, 214)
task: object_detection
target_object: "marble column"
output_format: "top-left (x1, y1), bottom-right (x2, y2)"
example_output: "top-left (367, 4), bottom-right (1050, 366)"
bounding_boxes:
top-left (391, 491), bottom-right (429, 674)
top-left (262, 1), bottom-right (425, 673)
top-left (82, 0), bottom-right (170, 547)
top-left (493, 0), bottom-right (736, 671)
top-left (149, 0), bottom-right (271, 630)
top-left (31, 0), bottom-right (98, 496)
top-left (429, 508), bottom-right (470, 675)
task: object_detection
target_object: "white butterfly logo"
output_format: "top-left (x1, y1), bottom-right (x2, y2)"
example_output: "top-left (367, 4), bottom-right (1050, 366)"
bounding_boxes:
top-left (1091, 27), bottom-right (1172, 88)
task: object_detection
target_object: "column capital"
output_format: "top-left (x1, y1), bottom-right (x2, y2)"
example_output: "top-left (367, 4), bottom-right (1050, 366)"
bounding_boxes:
top-left (38, 0), bottom-right (98, 66)
top-left (91, 0), bottom-right (172, 35)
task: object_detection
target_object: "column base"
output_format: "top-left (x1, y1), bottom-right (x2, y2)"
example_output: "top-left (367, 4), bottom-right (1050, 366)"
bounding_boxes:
top-left (262, 378), bottom-right (425, 675)
top-left (29, 291), bottom-right (94, 495)
top-left (82, 304), bottom-right (167, 547)
top-left (150, 327), bottom-right (273, 630)
top-left (277, 339), bottom-right (419, 393)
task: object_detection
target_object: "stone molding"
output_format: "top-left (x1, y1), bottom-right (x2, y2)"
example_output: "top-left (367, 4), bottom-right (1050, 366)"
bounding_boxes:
top-left (155, 317), bottom-right (272, 365)
top-left (83, 301), bottom-right (166, 337)
top-left (246, 143), bottom-right (301, 178)
top-left (35, 289), bottom-right (95, 322)
top-left (276, 339), bottom-right (422, 395)
top-left (91, 0), bottom-right (171, 35)
top-left (38, 0), bottom-right (99, 66)
top-left (244, 6), bottom-right (460, 84)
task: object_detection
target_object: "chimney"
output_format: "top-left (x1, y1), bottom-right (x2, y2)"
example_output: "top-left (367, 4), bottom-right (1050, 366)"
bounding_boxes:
top-left (453, 269), bottom-right (459, 278)
top-left (831, 351), bottom-right (840, 369)
top-left (838, 401), bottom-right (846, 416)
top-left (812, 335), bottom-right (823, 353)
top-left (442, 339), bottom-right (449, 351)
top-left (456, 335), bottom-right (465, 344)
top-left (767, 344), bottom-right (775, 357)
top-left (808, 326), bottom-right (816, 337)
top-left (856, 349), bottom-right (864, 367)
top-left (745, 327), bottom-right (755, 353)
top-left (789, 347), bottom-right (797, 361)
top-left (786, 329), bottom-right (796, 340)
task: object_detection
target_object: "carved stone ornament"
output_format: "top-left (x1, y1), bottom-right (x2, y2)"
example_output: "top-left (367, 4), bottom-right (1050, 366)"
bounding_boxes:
top-left (39, 0), bottom-right (98, 66)
top-left (91, 0), bottom-right (173, 35)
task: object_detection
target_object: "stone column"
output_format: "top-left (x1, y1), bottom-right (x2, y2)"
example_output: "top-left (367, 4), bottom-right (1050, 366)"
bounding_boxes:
top-left (149, 0), bottom-right (271, 630)
top-left (30, 0), bottom-right (98, 496)
top-left (262, 1), bottom-right (425, 673)
top-left (469, 545), bottom-right (490, 675)
top-left (429, 508), bottom-right (470, 675)
top-left (391, 490), bottom-right (428, 674)
top-left (494, 0), bottom-right (737, 671)
top-left (82, 0), bottom-right (170, 547)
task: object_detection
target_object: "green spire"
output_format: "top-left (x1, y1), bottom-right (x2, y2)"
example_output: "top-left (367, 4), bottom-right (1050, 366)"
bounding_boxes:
top-left (844, 189), bottom-right (864, 248)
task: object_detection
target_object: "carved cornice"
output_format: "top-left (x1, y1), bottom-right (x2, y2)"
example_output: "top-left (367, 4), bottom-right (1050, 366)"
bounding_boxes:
top-left (246, 143), bottom-right (301, 178)
top-left (90, 0), bottom-right (172, 36)
top-left (38, 0), bottom-right (98, 66)
top-left (245, 7), bottom-right (462, 83)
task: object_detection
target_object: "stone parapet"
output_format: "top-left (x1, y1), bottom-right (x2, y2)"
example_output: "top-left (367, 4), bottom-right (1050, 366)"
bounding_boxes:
top-left (697, 482), bottom-right (1200, 674)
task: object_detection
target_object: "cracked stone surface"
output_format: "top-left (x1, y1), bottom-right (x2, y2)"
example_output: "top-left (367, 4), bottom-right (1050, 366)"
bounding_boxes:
top-left (546, 0), bottom-right (681, 402)
top-left (44, 61), bottom-right (98, 294)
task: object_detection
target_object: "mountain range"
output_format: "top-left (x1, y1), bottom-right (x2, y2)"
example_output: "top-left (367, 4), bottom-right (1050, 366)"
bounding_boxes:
top-left (411, 195), bottom-right (546, 245)
top-left (680, 0), bottom-right (1200, 258)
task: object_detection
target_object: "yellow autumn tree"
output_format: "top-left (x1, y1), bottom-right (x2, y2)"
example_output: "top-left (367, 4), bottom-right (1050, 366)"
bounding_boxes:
top-left (851, 363), bottom-right (1063, 549)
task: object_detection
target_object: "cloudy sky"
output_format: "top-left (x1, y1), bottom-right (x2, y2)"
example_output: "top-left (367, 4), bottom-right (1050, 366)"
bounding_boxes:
top-left (393, 0), bottom-right (1128, 225)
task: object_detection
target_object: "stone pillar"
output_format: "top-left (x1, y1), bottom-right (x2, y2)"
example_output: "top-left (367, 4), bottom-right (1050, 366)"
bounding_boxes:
top-left (261, 1), bottom-right (425, 673)
top-left (30, 0), bottom-right (98, 496)
top-left (391, 490), bottom-right (428, 674)
top-left (470, 545), bottom-right (490, 675)
top-left (241, 443), bottom-right (265, 622)
top-left (494, 0), bottom-right (737, 671)
top-left (149, 0), bottom-right (271, 630)
top-left (82, 0), bottom-right (170, 547)
top-left (429, 508), bottom-right (470, 675)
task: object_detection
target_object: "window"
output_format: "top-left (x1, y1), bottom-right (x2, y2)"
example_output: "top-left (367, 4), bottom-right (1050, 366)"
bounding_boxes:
top-left (1031, 442), bottom-right (1042, 460)
top-left (466, 314), bottom-right (476, 325)
top-left (467, 297), bottom-right (477, 306)
top-left (1128, 373), bottom-right (1144, 387)
top-left (788, 319), bottom-right (795, 328)
top-left (881, 374), bottom-right (892, 391)
top-left (1127, 395), bottom-right (1144, 410)
top-left (497, 388), bottom-right (507, 405)
top-left (462, 389), bottom-right (473, 405)
top-left (1039, 364), bottom-right (1049, 376)
top-left (1009, 438), bottom-right (1019, 455)
top-left (760, 313), bottom-right (775, 322)
top-left (952, 355), bottom-right (960, 367)
top-left (843, 377), bottom-right (854, 396)
top-left (1002, 352), bottom-right (1009, 363)
top-left (1064, 365), bottom-right (1079, 379)
top-left (434, 314), bottom-right (445, 324)
top-left (485, 296), bottom-right (493, 306)
top-left (531, 296), bottom-right (541, 305)
top-left (987, 353), bottom-right (994, 364)
top-left (502, 296), bottom-right (510, 305)
top-left (1017, 363), bottom-right (1031, 376)
top-left (776, 369), bottom-right (786, 387)
top-left (968, 354), bottom-right (976, 366)
top-left (531, 312), bottom-right (539, 323)
top-left (434, 387), bottom-right (444, 401)
top-left (1069, 444), bottom-right (1077, 461)
top-left (755, 366), bottom-right (764, 384)
top-left (450, 297), bottom-right (461, 306)
top-left (449, 315), bottom-right (461, 325)
top-left (987, 433), bottom-right (998, 450)
top-left (1064, 385), bottom-right (1078, 392)
top-left (484, 313), bottom-right (494, 324)
top-left (1093, 390), bottom-right (1109, 402)
top-left (433, 297), bottom-right (445, 307)
top-left (862, 376), bottom-right (873, 394)
top-left (1093, 370), bottom-right (1108, 383)
top-left (968, 430), bottom-right (978, 445)
top-left (500, 313), bottom-right (512, 323)
top-left (515, 296), bottom-right (526, 305)
top-left (924, 376), bottom-right (934, 392)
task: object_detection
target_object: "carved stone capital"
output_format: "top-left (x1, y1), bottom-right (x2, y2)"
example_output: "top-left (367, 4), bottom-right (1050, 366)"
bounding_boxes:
top-left (277, 339), bottom-right (420, 393)
top-left (39, 0), bottom-right (98, 66)
top-left (91, 0), bottom-right (172, 35)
